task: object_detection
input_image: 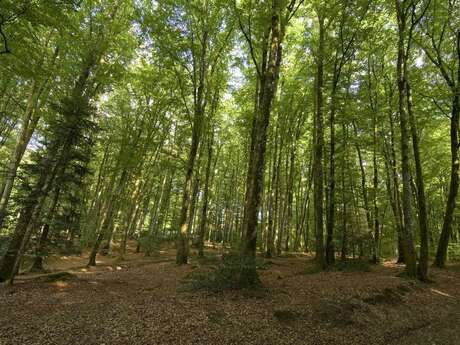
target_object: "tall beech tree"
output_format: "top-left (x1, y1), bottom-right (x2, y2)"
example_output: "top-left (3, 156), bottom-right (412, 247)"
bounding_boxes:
top-left (236, 0), bottom-right (303, 284)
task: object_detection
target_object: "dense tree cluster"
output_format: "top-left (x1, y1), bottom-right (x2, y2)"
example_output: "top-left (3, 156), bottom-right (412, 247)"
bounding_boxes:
top-left (0, 0), bottom-right (459, 284)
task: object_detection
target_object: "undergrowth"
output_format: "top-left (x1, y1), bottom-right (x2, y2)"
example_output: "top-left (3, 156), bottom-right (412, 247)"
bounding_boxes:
top-left (182, 252), bottom-right (269, 293)
top-left (301, 259), bottom-right (371, 275)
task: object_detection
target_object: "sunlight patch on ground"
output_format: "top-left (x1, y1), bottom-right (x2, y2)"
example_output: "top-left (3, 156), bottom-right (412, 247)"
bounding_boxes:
top-left (53, 281), bottom-right (69, 288)
top-left (430, 288), bottom-right (453, 298)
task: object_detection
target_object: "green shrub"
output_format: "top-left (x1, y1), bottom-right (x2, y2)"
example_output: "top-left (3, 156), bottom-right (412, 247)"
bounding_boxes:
top-left (332, 259), bottom-right (371, 272)
top-left (448, 243), bottom-right (460, 262)
top-left (182, 252), bottom-right (264, 292)
top-left (0, 235), bottom-right (9, 257)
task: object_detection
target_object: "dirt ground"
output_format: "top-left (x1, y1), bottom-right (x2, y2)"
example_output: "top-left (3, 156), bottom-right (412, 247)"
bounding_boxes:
top-left (1, 247), bottom-right (459, 345)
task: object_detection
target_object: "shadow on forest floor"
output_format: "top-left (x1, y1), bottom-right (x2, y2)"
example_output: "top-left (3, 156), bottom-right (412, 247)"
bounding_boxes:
top-left (1, 244), bottom-right (460, 345)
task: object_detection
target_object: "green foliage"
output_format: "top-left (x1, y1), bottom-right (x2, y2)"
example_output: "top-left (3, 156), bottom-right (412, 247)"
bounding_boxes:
top-left (331, 259), bottom-right (371, 272)
top-left (448, 243), bottom-right (460, 262)
top-left (183, 252), bottom-right (266, 292)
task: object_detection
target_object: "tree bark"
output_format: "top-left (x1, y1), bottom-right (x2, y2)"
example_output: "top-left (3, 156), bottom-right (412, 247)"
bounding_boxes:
top-left (435, 93), bottom-right (459, 267)
top-left (406, 83), bottom-right (429, 280)
top-left (395, 0), bottom-right (417, 277)
top-left (240, 0), bottom-right (288, 284)
top-left (434, 29), bottom-right (460, 268)
top-left (197, 129), bottom-right (214, 257)
top-left (313, 13), bottom-right (326, 269)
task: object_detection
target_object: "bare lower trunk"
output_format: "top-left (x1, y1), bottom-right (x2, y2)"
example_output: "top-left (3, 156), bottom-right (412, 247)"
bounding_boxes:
top-left (435, 94), bottom-right (459, 268)
top-left (197, 130), bottom-right (214, 257)
top-left (31, 187), bottom-right (61, 272)
top-left (176, 132), bottom-right (201, 264)
top-left (406, 83), bottom-right (429, 280)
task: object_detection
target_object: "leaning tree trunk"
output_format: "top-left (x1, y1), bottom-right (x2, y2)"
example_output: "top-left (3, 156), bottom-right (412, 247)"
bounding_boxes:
top-left (30, 187), bottom-right (61, 272)
top-left (0, 148), bottom-right (65, 283)
top-left (0, 45), bottom-right (59, 230)
top-left (0, 82), bottom-right (43, 229)
top-left (0, 45), bottom-right (99, 282)
top-left (435, 93), bottom-right (460, 267)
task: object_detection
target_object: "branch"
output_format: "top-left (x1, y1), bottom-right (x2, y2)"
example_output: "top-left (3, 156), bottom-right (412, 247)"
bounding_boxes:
top-left (233, 0), bottom-right (261, 78)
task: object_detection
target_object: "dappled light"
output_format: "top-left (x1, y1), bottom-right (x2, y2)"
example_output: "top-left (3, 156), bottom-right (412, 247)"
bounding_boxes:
top-left (1, 0), bottom-right (460, 344)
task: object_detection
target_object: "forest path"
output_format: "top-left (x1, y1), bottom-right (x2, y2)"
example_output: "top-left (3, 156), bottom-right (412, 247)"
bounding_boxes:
top-left (0, 249), bottom-right (459, 345)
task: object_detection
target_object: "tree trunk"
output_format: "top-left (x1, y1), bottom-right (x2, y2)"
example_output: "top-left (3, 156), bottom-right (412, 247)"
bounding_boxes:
top-left (341, 123), bottom-right (348, 260)
top-left (434, 28), bottom-right (460, 268)
top-left (31, 187), bottom-right (61, 272)
top-left (240, 0), bottom-right (285, 284)
top-left (0, 81), bottom-right (43, 229)
top-left (313, 13), bottom-right (326, 269)
top-left (395, 0), bottom-right (417, 277)
top-left (176, 27), bottom-right (209, 264)
top-left (88, 169), bottom-right (128, 266)
top-left (197, 129), bottom-right (214, 257)
top-left (326, 84), bottom-right (337, 266)
top-left (406, 83), bottom-right (429, 280)
top-left (435, 93), bottom-right (460, 267)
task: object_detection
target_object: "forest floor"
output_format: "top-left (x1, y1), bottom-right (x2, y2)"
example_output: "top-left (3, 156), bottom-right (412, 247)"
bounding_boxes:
top-left (1, 244), bottom-right (459, 345)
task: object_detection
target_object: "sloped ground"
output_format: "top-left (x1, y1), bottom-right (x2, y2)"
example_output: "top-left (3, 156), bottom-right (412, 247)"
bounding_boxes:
top-left (0, 249), bottom-right (459, 345)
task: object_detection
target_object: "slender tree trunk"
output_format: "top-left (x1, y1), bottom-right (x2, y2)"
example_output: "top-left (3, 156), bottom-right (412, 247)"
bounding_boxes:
top-left (176, 29), bottom-right (209, 264)
top-left (0, 82), bottom-right (42, 228)
top-left (0, 46), bottom-right (58, 229)
top-left (395, 0), bottom-right (417, 277)
top-left (88, 169), bottom-right (128, 266)
top-left (435, 93), bottom-right (460, 267)
top-left (406, 83), bottom-right (429, 279)
top-left (313, 13), bottom-right (326, 269)
top-left (197, 129), bottom-right (214, 257)
top-left (372, 100), bottom-right (380, 264)
top-left (385, 91), bottom-right (405, 263)
top-left (120, 180), bottom-right (143, 260)
top-left (353, 122), bottom-right (373, 233)
top-left (284, 143), bottom-right (295, 252)
top-left (326, 85), bottom-right (337, 266)
top-left (31, 187), bottom-right (61, 272)
top-left (434, 29), bottom-right (460, 267)
top-left (176, 125), bottom-right (202, 264)
top-left (341, 123), bottom-right (348, 260)
top-left (0, 153), bottom-right (62, 282)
